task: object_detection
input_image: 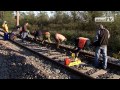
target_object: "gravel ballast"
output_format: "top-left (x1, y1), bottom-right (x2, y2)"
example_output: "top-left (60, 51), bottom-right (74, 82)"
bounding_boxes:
top-left (0, 38), bottom-right (80, 79)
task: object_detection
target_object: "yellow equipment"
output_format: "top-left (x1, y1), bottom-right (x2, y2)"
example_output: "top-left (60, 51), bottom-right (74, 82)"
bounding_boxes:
top-left (64, 53), bottom-right (81, 67)
top-left (68, 58), bottom-right (81, 66)
top-left (71, 53), bottom-right (75, 59)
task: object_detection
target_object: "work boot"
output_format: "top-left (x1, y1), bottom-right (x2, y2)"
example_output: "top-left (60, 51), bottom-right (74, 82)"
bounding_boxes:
top-left (102, 66), bottom-right (107, 70)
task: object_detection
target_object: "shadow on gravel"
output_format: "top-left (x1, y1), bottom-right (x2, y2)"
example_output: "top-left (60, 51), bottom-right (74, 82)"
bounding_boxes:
top-left (0, 52), bottom-right (46, 79)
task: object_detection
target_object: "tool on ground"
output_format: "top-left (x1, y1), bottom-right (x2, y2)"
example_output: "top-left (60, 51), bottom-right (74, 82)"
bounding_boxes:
top-left (64, 53), bottom-right (81, 67)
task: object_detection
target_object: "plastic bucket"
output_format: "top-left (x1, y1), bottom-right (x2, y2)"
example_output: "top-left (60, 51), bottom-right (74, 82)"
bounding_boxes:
top-left (64, 58), bottom-right (71, 65)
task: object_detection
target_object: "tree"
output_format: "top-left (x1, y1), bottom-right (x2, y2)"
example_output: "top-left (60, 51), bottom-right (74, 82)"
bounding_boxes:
top-left (1, 11), bottom-right (15, 29)
top-left (70, 11), bottom-right (79, 23)
top-left (0, 11), bottom-right (4, 20)
top-left (37, 11), bottom-right (49, 29)
top-left (87, 11), bottom-right (103, 22)
top-left (62, 12), bottom-right (72, 24)
top-left (53, 11), bottom-right (64, 24)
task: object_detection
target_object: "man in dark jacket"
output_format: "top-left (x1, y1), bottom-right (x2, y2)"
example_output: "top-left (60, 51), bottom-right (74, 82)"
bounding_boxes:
top-left (93, 24), bottom-right (110, 69)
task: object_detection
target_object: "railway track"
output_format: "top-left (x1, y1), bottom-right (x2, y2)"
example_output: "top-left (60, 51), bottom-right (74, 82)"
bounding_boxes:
top-left (0, 31), bottom-right (120, 79)
top-left (24, 33), bottom-right (120, 71)
top-left (0, 34), bottom-right (82, 79)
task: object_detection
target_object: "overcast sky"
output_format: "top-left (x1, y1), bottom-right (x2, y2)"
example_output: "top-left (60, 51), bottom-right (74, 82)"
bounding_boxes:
top-left (19, 11), bottom-right (54, 17)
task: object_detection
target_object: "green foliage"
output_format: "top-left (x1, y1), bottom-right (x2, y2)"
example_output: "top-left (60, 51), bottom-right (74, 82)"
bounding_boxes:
top-left (0, 11), bottom-right (15, 29)
top-left (1, 11), bottom-right (120, 55)
top-left (18, 11), bottom-right (120, 54)
top-left (108, 35), bottom-right (120, 52)
top-left (87, 11), bottom-right (103, 22)
top-left (112, 51), bottom-right (120, 59)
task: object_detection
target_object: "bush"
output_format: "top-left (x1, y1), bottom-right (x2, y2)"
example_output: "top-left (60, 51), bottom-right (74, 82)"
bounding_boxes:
top-left (108, 35), bottom-right (120, 53)
top-left (28, 24), bottom-right (39, 31)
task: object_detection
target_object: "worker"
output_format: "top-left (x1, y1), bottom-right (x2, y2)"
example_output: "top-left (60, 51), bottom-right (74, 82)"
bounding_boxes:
top-left (42, 31), bottom-right (52, 44)
top-left (93, 24), bottom-right (110, 69)
top-left (2, 21), bottom-right (9, 40)
top-left (21, 22), bottom-right (29, 42)
top-left (74, 37), bottom-right (91, 58)
top-left (9, 26), bottom-right (20, 41)
top-left (54, 33), bottom-right (67, 49)
top-left (9, 30), bottom-right (17, 41)
top-left (19, 26), bottom-right (23, 37)
top-left (16, 25), bottom-right (20, 31)
top-left (34, 30), bottom-right (43, 41)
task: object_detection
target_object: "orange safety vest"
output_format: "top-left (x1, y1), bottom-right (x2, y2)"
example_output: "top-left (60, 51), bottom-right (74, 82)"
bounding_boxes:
top-left (78, 37), bottom-right (88, 49)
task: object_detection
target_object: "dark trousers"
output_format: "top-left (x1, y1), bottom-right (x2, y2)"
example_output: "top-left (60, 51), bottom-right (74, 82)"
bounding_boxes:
top-left (4, 33), bottom-right (9, 40)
